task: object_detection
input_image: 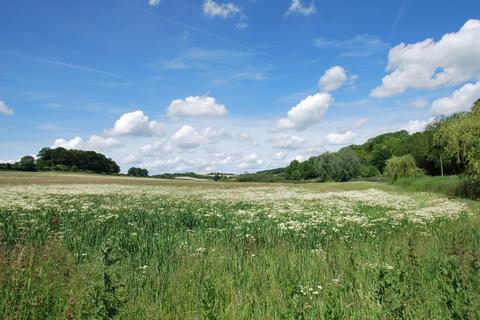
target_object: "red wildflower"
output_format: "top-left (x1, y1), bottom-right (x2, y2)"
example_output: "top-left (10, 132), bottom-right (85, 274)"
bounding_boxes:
top-left (51, 218), bottom-right (59, 225)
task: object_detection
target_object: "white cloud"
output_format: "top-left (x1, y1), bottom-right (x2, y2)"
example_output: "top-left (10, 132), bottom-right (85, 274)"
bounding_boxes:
top-left (412, 98), bottom-right (429, 109)
top-left (402, 119), bottom-right (432, 134)
top-left (108, 111), bottom-right (163, 137)
top-left (274, 151), bottom-right (288, 160)
top-left (171, 125), bottom-right (228, 150)
top-left (270, 134), bottom-right (305, 150)
top-left (237, 132), bottom-right (257, 146)
top-left (372, 19), bottom-right (480, 97)
top-left (148, 0), bottom-right (161, 6)
top-left (53, 136), bottom-right (83, 149)
top-left (0, 101), bottom-right (14, 115)
top-left (238, 153), bottom-right (263, 169)
top-left (203, 127), bottom-right (229, 142)
top-left (161, 48), bottom-right (249, 70)
top-left (277, 93), bottom-right (332, 131)
top-left (313, 34), bottom-right (388, 58)
top-left (87, 135), bottom-right (123, 150)
top-left (166, 96), bottom-right (228, 118)
top-left (172, 125), bottom-right (205, 149)
top-left (236, 22), bottom-right (248, 30)
top-left (202, 0), bottom-right (241, 18)
top-left (319, 66), bottom-right (356, 93)
top-left (325, 130), bottom-right (357, 145)
top-left (286, 0), bottom-right (316, 16)
top-left (431, 82), bottom-right (480, 116)
top-left (53, 135), bottom-right (122, 151)
top-left (292, 154), bottom-right (307, 162)
top-left (351, 118), bottom-right (369, 130)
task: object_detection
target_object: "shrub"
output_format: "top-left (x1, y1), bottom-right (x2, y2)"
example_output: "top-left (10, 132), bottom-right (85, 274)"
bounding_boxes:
top-left (360, 165), bottom-right (381, 178)
top-left (384, 155), bottom-right (423, 183)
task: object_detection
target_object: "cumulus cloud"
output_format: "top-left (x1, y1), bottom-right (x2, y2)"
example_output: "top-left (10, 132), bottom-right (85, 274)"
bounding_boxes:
top-left (0, 101), bottom-right (14, 115)
top-left (238, 153), bottom-right (263, 169)
top-left (286, 0), bottom-right (316, 16)
top-left (53, 135), bottom-right (122, 151)
top-left (270, 134), bottom-right (305, 150)
top-left (412, 98), bottom-right (429, 109)
top-left (431, 82), bottom-right (480, 116)
top-left (203, 127), bottom-right (229, 141)
top-left (172, 125), bottom-right (205, 149)
top-left (172, 125), bottom-right (229, 149)
top-left (402, 119), bottom-right (432, 134)
top-left (166, 96), bottom-right (228, 118)
top-left (274, 151), bottom-right (288, 160)
top-left (108, 111), bottom-right (163, 136)
top-left (237, 132), bottom-right (257, 146)
top-left (325, 130), bottom-right (357, 145)
top-left (319, 66), bottom-right (356, 93)
top-left (277, 93), bottom-right (333, 131)
top-left (202, 0), bottom-right (241, 18)
top-left (0, 159), bottom-right (15, 164)
top-left (371, 19), bottom-right (480, 97)
top-left (148, 0), bottom-right (161, 6)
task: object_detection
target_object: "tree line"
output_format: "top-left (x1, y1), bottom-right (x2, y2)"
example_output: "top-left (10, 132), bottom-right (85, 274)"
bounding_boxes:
top-left (0, 147), bottom-right (120, 174)
top-left (239, 100), bottom-right (480, 197)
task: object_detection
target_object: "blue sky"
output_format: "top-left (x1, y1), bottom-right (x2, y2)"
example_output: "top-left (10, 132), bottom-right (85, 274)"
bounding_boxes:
top-left (1, 0), bottom-right (479, 173)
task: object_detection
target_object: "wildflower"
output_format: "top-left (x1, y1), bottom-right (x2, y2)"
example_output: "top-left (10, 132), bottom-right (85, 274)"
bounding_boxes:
top-left (51, 218), bottom-right (59, 225)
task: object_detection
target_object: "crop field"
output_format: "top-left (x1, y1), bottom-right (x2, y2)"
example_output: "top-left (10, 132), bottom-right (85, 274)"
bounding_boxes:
top-left (1, 172), bottom-right (480, 319)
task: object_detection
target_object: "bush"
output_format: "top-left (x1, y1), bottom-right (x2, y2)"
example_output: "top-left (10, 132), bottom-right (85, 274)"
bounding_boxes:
top-left (360, 165), bottom-right (381, 178)
top-left (384, 155), bottom-right (423, 183)
top-left (19, 156), bottom-right (36, 171)
top-left (127, 167), bottom-right (149, 177)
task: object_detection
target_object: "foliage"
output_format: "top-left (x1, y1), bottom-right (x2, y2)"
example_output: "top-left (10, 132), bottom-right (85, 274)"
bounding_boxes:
top-left (127, 167), bottom-right (149, 177)
top-left (394, 175), bottom-right (464, 198)
top-left (434, 100), bottom-right (480, 198)
top-left (285, 160), bottom-right (303, 181)
top-left (384, 154), bottom-right (423, 183)
top-left (235, 172), bottom-right (286, 183)
top-left (19, 156), bottom-right (36, 171)
top-left (36, 147), bottom-right (120, 174)
top-left (152, 172), bottom-right (215, 180)
top-left (360, 164), bottom-right (381, 178)
top-left (284, 150), bottom-right (361, 182)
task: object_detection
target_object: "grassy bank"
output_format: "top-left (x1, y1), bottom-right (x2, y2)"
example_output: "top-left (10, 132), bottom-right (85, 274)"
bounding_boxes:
top-left (394, 175), bottom-right (464, 198)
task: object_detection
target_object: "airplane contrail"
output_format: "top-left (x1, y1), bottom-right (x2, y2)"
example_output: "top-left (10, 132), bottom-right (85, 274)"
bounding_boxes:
top-left (0, 49), bottom-right (126, 78)
top-left (120, 2), bottom-right (275, 59)
top-left (389, 0), bottom-right (408, 44)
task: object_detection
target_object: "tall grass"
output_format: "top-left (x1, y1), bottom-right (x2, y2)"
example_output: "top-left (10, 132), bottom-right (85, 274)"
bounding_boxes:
top-left (1, 186), bottom-right (479, 319)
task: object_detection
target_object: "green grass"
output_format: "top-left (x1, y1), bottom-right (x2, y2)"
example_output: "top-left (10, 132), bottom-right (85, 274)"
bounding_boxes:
top-left (394, 175), bottom-right (464, 197)
top-left (0, 173), bottom-right (479, 319)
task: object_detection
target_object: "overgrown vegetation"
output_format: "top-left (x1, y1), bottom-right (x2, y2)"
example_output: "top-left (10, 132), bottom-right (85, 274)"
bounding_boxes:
top-left (0, 179), bottom-right (478, 319)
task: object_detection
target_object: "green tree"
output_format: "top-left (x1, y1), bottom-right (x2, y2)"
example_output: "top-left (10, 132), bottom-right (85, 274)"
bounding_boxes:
top-left (18, 155), bottom-right (36, 171)
top-left (434, 100), bottom-right (480, 196)
top-left (127, 167), bottom-right (149, 177)
top-left (285, 160), bottom-right (303, 181)
top-left (330, 150), bottom-right (361, 182)
top-left (384, 154), bottom-right (422, 183)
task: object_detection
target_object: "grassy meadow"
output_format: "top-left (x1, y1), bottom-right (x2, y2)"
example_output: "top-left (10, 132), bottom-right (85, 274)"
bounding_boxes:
top-left (1, 172), bottom-right (479, 319)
